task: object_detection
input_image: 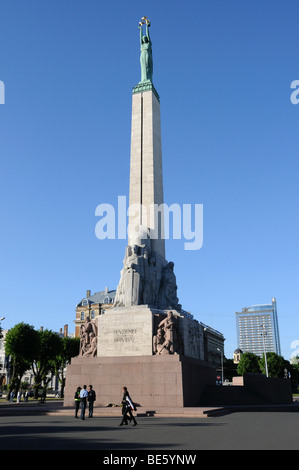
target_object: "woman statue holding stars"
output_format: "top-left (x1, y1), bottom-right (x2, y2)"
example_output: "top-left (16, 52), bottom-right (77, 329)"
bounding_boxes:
top-left (139, 17), bottom-right (153, 83)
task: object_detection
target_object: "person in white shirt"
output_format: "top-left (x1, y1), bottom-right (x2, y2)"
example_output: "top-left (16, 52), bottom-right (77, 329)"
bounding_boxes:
top-left (79, 385), bottom-right (88, 420)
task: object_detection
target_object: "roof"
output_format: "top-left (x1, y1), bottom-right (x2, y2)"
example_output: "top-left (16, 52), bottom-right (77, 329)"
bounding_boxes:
top-left (77, 289), bottom-right (116, 307)
top-left (234, 348), bottom-right (243, 354)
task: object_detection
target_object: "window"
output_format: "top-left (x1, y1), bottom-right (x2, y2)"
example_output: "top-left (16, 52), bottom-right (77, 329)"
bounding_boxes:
top-left (91, 310), bottom-right (95, 319)
top-left (80, 312), bottom-right (85, 320)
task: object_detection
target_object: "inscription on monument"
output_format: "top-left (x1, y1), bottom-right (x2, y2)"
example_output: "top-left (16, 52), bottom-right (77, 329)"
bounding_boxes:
top-left (113, 328), bottom-right (138, 343)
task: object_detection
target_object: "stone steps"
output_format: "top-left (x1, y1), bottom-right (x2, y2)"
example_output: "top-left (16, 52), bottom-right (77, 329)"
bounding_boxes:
top-left (47, 405), bottom-right (225, 418)
top-left (199, 385), bottom-right (269, 407)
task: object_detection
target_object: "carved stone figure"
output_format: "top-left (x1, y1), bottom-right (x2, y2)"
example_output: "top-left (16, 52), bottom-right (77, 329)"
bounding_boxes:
top-left (126, 244), bottom-right (149, 305)
top-left (158, 262), bottom-right (179, 309)
top-left (143, 253), bottom-right (156, 305)
top-left (115, 238), bottom-right (156, 307)
top-left (153, 326), bottom-right (165, 354)
top-left (186, 322), bottom-right (202, 359)
top-left (153, 311), bottom-right (183, 355)
top-left (79, 317), bottom-right (98, 357)
top-left (114, 268), bottom-right (125, 307)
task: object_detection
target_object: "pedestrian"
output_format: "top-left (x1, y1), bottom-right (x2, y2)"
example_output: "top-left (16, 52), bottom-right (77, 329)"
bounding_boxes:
top-left (87, 385), bottom-right (96, 418)
top-left (79, 385), bottom-right (88, 420)
top-left (9, 390), bottom-right (14, 403)
top-left (119, 386), bottom-right (137, 426)
top-left (24, 390), bottom-right (29, 402)
top-left (74, 386), bottom-right (81, 418)
top-left (17, 389), bottom-right (22, 403)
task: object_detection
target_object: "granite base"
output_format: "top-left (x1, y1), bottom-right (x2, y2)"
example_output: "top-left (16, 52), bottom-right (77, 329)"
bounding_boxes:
top-left (64, 354), bottom-right (216, 409)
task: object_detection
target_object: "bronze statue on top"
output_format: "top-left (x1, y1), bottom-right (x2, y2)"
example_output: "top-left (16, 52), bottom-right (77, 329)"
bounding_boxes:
top-left (139, 16), bottom-right (153, 83)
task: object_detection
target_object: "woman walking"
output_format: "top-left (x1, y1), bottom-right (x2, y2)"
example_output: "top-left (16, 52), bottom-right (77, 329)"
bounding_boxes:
top-left (119, 386), bottom-right (137, 426)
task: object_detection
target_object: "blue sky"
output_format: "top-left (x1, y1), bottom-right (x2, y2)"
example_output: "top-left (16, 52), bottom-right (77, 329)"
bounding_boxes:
top-left (0, 0), bottom-right (298, 360)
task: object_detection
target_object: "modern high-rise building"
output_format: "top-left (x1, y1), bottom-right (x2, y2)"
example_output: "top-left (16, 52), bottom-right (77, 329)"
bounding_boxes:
top-left (236, 297), bottom-right (281, 357)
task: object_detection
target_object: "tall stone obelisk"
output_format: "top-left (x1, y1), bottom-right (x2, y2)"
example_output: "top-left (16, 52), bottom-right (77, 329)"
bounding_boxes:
top-left (97, 17), bottom-right (181, 357)
top-left (128, 38), bottom-right (165, 260)
top-left (128, 87), bottom-right (165, 259)
top-left (113, 17), bottom-right (178, 311)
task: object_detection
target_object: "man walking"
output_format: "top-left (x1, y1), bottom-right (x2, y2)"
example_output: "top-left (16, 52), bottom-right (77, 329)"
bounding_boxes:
top-left (87, 385), bottom-right (96, 418)
top-left (79, 385), bottom-right (88, 420)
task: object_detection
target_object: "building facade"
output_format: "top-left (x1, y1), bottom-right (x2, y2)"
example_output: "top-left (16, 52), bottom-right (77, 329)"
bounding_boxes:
top-left (236, 297), bottom-right (281, 357)
top-left (201, 322), bottom-right (225, 368)
top-left (74, 287), bottom-right (116, 337)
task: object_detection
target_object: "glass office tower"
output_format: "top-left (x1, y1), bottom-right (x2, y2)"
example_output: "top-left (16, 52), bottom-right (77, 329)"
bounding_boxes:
top-left (236, 297), bottom-right (281, 357)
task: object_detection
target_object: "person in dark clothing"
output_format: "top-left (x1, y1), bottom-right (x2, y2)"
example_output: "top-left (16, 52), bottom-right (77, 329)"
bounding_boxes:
top-left (87, 385), bottom-right (96, 418)
top-left (74, 387), bottom-right (81, 418)
top-left (119, 386), bottom-right (137, 426)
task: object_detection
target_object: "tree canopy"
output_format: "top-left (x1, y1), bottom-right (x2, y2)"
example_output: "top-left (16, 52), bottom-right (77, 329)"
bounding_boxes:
top-left (236, 352), bottom-right (261, 376)
top-left (259, 352), bottom-right (289, 378)
top-left (5, 323), bottom-right (40, 392)
top-left (4, 322), bottom-right (79, 397)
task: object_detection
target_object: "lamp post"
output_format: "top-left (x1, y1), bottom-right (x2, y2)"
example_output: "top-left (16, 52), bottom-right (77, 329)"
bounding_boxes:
top-left (0, 317), bottom-right (5, 390)
top-left (261, 324), bottom-right (269, 378)
top-left (217, 347), bottom-right (224, 385)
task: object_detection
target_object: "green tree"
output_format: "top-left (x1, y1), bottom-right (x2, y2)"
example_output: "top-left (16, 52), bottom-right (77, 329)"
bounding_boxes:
top-left (32, 329), bottom-right (63, 398)
top-left (5, 323), bottom-right (40, 397)
top-left (236, 352), bottom-right (261, 376)
top-left (49, 336), bottom-right (80, 398)
top-left (259, 352), bottom-right (288, 378)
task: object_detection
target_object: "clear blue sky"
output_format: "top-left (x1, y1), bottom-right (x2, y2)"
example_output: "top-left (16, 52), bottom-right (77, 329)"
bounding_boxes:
top-left (0, 0), bottom-right (298, 360)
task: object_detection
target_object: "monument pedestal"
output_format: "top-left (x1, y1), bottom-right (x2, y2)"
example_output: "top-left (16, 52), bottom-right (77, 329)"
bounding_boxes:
top-left (64, 354), bottom-right (216, 408)
top-left (97, 306), bottom-right (206, 360)
top-left (97, 306), bottom-right (155, 357)
top-left (64, 308), bottom-right (216, 409)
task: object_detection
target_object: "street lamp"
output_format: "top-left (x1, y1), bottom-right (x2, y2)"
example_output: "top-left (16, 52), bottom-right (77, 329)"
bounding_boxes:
top-left (0, 317), bottom-right (5, 388)
top-left (217, 347), bottom-right (224, 385)
top-left (261, 324), bottom-right (269, 378)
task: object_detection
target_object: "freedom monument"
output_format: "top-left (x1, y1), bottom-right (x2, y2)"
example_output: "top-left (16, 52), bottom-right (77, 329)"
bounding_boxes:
top-left (64, 18), bottom-right (218, 409)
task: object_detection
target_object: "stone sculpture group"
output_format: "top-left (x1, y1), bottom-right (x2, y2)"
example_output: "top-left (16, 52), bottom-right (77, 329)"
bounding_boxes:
top-left (79, 309), bottom-right (184, 357)
top-left (114, 239), bottom-right (180, 311)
